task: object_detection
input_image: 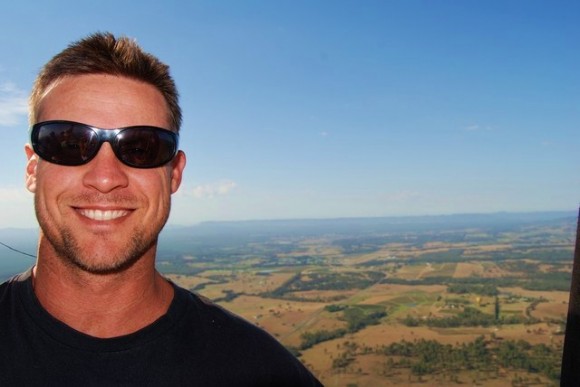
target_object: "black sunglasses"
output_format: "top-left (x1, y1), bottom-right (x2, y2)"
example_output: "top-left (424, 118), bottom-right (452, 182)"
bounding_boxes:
top-left (31, 120), bottom-right (179, 169)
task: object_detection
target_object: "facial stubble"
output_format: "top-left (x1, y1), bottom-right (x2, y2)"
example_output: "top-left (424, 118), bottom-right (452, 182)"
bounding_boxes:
top-left (35, 196), bottom-right (169, 276)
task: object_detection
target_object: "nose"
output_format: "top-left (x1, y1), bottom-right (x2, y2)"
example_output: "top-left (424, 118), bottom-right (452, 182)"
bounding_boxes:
top-left (81, 143), bottom-right (129, 193)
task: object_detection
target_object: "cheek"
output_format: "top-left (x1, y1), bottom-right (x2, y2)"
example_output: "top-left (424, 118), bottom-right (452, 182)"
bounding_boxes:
top-left (131, 170), bottom-right (173, 201)
top-left (34, 165), bottom-right (79, 206)
top-left (33, 178), bottom-right (60, 228)
top-left (34, 173), bottom-right (63, 213)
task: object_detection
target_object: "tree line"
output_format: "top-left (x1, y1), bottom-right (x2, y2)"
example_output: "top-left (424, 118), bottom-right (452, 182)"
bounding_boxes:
top-left (374, 336), bottom-right (561, 381)
top-left (402, 306), bottom-right (536, 328)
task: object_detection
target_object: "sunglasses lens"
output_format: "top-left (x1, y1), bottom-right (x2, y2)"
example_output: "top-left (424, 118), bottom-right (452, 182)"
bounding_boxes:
top-left (33, 122), bottom-right (99, 166)
top-left (32, 121), bottom-right (178, 168)
top-left (115, 127), bottom-right (177, 168)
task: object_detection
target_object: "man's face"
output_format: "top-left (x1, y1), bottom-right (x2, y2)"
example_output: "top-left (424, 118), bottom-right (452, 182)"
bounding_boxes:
top-left (25, 74), bottom-right (186, 274)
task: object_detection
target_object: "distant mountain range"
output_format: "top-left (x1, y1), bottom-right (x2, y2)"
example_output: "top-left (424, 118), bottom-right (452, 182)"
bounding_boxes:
top-left (164, 210), bottom-right (576, 236)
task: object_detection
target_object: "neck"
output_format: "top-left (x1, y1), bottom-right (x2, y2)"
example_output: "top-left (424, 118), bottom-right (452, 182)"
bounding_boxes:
top-left (32, 245), bottom-right (174, 338)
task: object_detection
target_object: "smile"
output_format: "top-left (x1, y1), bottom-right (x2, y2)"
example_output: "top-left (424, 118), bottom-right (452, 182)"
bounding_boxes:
top-left (78, 209), bottom-right (130, 221)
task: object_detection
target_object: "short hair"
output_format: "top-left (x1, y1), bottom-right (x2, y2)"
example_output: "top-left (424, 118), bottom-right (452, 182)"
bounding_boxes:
top-left (30, 32), bottom-right (181, 132)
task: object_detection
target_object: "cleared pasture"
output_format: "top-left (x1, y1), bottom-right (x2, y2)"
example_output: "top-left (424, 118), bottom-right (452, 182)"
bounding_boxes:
top-left (162, 218), bottom-right (572, 386)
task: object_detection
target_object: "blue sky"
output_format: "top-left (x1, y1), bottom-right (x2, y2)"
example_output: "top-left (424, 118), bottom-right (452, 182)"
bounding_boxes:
top-left (0, 0), bottom-right (578, 228)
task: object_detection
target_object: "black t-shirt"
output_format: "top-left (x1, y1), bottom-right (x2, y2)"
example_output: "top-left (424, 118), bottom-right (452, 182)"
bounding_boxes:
top-left (0, 269), bottom-right (322, 386)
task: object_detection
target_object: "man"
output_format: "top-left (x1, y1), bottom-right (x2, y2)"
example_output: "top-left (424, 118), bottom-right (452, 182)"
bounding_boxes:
top-left (0, 32), bottom-right (322, 386)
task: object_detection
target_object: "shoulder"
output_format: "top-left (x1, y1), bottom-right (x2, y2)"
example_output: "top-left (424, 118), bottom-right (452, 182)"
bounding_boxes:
top-left (173, 285), bottom-right (281, 346)
top-left (169, 285), bottom-right (323, 386)
top-left (0, 269), bottom-right (32, 303)
top-left (0, 269), bottom-right (34, 342)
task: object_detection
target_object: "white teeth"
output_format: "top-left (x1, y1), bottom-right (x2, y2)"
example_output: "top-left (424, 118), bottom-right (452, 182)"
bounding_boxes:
top-left (80, 209), bottom-right (129, 221)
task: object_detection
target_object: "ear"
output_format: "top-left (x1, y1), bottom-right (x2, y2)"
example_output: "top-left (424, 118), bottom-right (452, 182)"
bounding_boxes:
top-left (170, 150), bottom-right (186, 194)
top-left (25, 144), bottom-right (38, 193)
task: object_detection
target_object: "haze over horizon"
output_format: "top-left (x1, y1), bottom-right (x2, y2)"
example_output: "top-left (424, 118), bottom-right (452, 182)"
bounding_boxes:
top-left (0, 1), bottom-right (577, 228)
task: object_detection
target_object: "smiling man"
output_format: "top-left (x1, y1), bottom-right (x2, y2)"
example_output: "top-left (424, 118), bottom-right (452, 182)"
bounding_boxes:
top-left (0, 33), bottom-right (321, 386)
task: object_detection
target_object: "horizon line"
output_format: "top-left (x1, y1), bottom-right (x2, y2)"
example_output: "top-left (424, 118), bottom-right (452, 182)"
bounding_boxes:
top-left (0, 208), bottom-right (576, 231)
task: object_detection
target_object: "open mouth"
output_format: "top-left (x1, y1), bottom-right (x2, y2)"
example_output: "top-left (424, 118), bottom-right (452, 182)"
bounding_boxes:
top-left (78, 209), bottom-right (130, 221)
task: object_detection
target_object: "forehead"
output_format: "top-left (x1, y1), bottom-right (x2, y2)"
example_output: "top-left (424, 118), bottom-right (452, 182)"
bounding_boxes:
top-left (36, 74), bottom-right (171, 129)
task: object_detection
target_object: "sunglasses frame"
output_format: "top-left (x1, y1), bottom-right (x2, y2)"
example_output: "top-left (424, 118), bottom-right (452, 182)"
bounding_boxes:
top-left (31, 120), bottom-right (179, 169)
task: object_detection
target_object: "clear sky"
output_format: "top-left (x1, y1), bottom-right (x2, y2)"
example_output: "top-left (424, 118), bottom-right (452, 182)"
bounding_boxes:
top-left (0, 0), bottom-right (578, 228)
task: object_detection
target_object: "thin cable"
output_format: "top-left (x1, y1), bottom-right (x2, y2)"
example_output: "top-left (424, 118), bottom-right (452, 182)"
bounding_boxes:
top-left (0, 241), bottom-right (36, 259)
